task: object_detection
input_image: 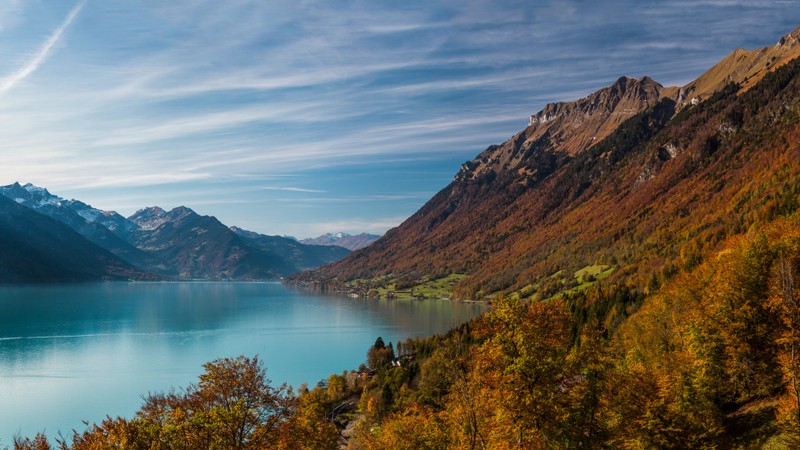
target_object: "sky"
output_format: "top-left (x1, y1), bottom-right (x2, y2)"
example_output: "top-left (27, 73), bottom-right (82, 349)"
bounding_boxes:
top-left (0, 1), bottom-right (799, 238)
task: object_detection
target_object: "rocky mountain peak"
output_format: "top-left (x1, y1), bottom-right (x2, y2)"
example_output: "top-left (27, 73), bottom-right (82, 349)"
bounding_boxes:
top-left (168, 206), bottom-right (196, 217)
top-left (777, 25), bottom-right (800, 48)
top-left (137, 206), bottom-right (165, 215)
top-left (129, 206), bottom-right (197, 229)
top-left (165, 207), bottom-right (200, 225)
top-left (528, 75), bottom-right (664, 129)
top-left (129, 206), bottom-right (169, 230)
top-left (458, 74), bottom-right (671, 183)
top-left (1, 182), bottom-right (62, 208)
top-left (22, 182), bottom-right (50, 195)
top-left (2, 181), bottom-right (30, 198)
top-left (610, 75), bottom-right (644, 94)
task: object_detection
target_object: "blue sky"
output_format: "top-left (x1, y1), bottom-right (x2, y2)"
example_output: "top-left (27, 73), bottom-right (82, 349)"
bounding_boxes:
top-left (0, 1), bottom-right (799, 238)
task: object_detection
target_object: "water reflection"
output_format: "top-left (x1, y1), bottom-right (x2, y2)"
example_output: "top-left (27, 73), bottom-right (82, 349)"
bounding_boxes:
top-left (0, 282), bottom-right (484, 442)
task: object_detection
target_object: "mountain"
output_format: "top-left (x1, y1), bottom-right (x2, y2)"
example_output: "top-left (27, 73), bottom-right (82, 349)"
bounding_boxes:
top-left (0, 184), bottom-right (351, 281)
top-left (128, 206), bottom-right (171, 231)
top-left (128, 206), bottom-right (284, 280)
top-left (0, 195), bottom-right (149, 282)
top-left (0, 183), bottom-right (137, 239)
top-left (678, 26), bottom-right (800, 104)
top-left (126, 207), bottom-right (349, 279)
top-left (291, 26), bottom-right (800, 300)
top-left (231, 227), bottom-right (351, 271)
top-left (299, 232), bottom-right (380, 251)
top-left (290, 77), bottom-right (681, 296)
top-left (523, 75), bottom-right (668, 157)
top-left (0, 183), bottom-right (170, 274)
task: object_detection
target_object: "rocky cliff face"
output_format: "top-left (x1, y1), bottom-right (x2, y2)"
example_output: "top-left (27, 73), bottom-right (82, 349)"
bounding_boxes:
top-left (460, 76), bottom-right (668, 184)
top-left (471, 25), bottom-right (800, 181)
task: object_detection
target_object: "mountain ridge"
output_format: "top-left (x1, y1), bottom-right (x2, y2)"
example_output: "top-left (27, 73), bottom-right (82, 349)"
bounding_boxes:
top-left (299, 232), bottom-right (380, 251)
top-left (232, 227), bottom-right (351, 272)
top-left (0, 182), bottom-right (169, 274)
top-left (0, 195), bottom-right (154, 282)
top-left (291, 26), bottom-right (800, 300)
top-left (678, 25), bottom-right (800, 103)
top-left (0, 186), bottom-right (353, 282)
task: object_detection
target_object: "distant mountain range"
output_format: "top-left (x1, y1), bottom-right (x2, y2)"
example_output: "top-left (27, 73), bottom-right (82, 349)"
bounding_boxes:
top-left (299, 232), bottom-right (380, 251)
top-left (291, 25), bottom-right (800, 300)
top-left (0, 183), bottom-right (352, 282)
top-left (0, 194), bottom-right (149, 283)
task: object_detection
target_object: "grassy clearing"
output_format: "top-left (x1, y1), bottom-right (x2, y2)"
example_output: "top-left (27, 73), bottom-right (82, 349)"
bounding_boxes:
top-left (513, 264), bottom-right (616, 301)
top-left (572, 265), bottom-right (615, 291)
top-left (574, 264), bottom-right (613, 282)
top-left (385, 274), bottom-right (467, 300)
top-left (348, 264), bottom-right (615, 302)
top-left (349, 273), bottom-right (467, 300)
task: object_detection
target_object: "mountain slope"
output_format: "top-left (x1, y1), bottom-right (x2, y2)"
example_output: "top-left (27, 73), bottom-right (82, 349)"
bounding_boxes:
top-left (0, 195), bottom-right (149, 282)
top-left (0, 184), bottom-right (351, 281)
top-left (232, 227), bottom-right (351, 271)
top-left (290, 76), bottom-right (679, 295)
top-left (129, 207), bottom-right (347, 279)
top-left (679, 25), bottom-right (800, 103)
top-left (299, 232), bottom-right (380, 251)
top-left (129, 206), bottom-right (285, 280)
top-left (0, 183), bottom-right (170, 274)
top-left (293, 35), bottom-right (800, 300)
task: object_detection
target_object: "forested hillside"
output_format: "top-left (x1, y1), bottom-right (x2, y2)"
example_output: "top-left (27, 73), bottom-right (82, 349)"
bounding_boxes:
top-left (294, 46), bottom-right (800, 301)
top-left (14, 215), bottom-right (800, 449)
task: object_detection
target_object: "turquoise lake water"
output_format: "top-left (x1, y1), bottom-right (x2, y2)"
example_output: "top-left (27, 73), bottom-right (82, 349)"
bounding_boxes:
top-left (0, 282), bottom-right (485, 443)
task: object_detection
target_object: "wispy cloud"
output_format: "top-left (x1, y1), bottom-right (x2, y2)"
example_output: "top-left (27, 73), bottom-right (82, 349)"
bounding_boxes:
top-left (0, 0), bottom-right (85, 95)
top-left (0, 1), bottom-right (23, 32)
top-left (262, 186), bottom-right (326, 193)
top-left (0, 0), bottom-right (799, 236)
top-left (71, 172), bottom-right (212, 189)
top-left (91, 102), bottom-right (341, 147)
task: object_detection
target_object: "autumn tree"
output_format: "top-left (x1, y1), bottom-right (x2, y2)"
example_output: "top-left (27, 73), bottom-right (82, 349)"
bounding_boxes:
top-left (367, 337), bottom-right (395, 372)
top-left (705, 233), bottom-right (781, 402)
top-left (61, 355), bottom-right (293, 450)
top-left (277, 388), bottom-right (339, 450)
top-left (59, 417), bottom-right (148, 450)
top-left (12, 434), bottom-right (51, 450)
top-left (469, 295), bottom-right (575, 448)
top-left (352, 403), bottom-right (449, 450)
top-left (769, 234), bottom-right (800, 444)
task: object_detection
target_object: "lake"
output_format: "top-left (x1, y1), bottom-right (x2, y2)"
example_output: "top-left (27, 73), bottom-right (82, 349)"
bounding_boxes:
top-left (0, 282), bottom-right (485, 443)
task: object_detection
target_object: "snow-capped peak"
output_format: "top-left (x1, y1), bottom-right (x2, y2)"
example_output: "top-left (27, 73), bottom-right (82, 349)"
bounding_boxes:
top-left (22, 183), bottom-right (50, 195)
top-left (0, 182), bottom-right (139, 236)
